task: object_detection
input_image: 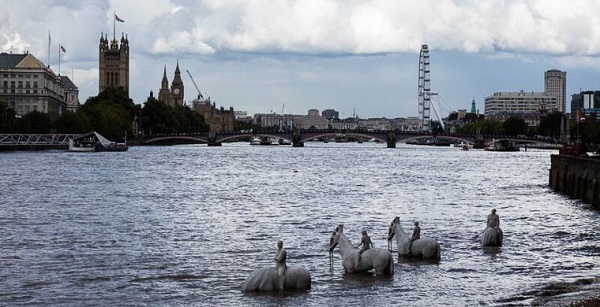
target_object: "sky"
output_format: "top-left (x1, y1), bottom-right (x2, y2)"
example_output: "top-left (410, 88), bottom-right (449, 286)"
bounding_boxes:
top-left (2, 0), bottom-right (600, 119)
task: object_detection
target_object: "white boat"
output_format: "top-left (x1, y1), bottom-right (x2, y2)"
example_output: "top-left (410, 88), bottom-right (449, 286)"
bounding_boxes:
top-left (250, 136), bottom-right (278, 145)
top-left (484, 139), bottom-right (519, 152)
top-left (68, 131), bottom-right (128, 152)
top-left (68, 138), bottom-right (95, 152)
top-left (278, 138), bottom-right (292, 145)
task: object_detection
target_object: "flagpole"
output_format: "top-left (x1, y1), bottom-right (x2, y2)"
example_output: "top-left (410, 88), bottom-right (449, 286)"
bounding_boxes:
top-left (58, 45), bottom-right (61, 76)
top-left (47, 31), bottom-right (51, 68)
top-left (113, 11), bottom-right (116, 40)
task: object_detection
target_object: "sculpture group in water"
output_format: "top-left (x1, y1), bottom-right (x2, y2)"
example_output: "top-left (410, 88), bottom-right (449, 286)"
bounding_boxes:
top-left (241, 208), bottom-right (502, 292)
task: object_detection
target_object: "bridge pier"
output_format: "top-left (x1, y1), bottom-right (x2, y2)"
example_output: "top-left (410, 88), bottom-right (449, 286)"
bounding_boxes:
top-left (293, 128), bottom-right (304, 147)
top-left (386, 130), bottom-right (396, 148)
top-left (208, 132), bottom-right (221, 146)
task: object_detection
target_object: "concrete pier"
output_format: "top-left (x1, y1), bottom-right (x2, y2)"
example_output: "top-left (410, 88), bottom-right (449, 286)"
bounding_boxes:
top-left (549, 154), bottom-right (600, 209)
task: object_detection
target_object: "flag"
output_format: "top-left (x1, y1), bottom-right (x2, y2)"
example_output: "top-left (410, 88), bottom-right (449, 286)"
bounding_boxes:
top-left (115, 13), bottom-right (124, 23)
top-left (60, 45), bottom-right (66, 53)
top-left (48, 32), bottom-right (51, 45)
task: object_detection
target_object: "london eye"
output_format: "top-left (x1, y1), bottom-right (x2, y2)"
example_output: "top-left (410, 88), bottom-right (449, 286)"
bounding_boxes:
top-left (418, 44), bottom-right (431, 132)
top-left (417, 44), bottom-right (446, 132)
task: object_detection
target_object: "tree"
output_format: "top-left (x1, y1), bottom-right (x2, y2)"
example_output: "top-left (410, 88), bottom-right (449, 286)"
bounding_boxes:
top-left (53, 111), bottom-right (92, 134)
top-left (78, 87), bottom-right (135, 141)
top-left (140, 97), bottom-right (208, 135)
top-left (13, 111), bottom-right (53, 133)
top-left (501, 117), bottom-right (528, 136)
top-left (235, 120), bottom-right (259, 132)
top-left (0, 100), bottom-right (16, 132)
top-left (537, 111), bottom-right (564, 139)
top-left (456, 119), bottom-right (502, 135)
top-left (584, 121), bottom-right (600, 153)
top-left (86, 87), bottom-right (136, 113)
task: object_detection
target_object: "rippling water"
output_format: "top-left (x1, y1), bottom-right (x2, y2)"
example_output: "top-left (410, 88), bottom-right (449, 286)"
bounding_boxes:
top-left (1, 143), bottom-right (598, 306)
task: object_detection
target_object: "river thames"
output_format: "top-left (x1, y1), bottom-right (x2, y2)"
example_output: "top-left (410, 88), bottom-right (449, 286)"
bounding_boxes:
top-left (0, 142), bottom-right (598, 306)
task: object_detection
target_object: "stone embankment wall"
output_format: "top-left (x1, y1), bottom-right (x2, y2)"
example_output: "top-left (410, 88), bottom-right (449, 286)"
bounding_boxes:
top-left (549, 155), bottom-right (600, 209)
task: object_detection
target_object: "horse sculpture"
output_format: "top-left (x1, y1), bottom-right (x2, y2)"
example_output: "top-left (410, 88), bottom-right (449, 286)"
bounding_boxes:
top-left (482, 226), bottom-right (503, 247)
top-left (241, 265), bottom-right (311, 292)
top-left (328, 225), bottom-right (394, 276)
top-left (387, 217), bottom-right (441, 261)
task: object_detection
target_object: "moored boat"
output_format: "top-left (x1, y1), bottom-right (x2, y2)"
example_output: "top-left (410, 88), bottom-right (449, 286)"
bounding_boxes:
top-left (68, 131), bottom-right (128, 152)
top-left (484, 139), bottom-right (519, 152)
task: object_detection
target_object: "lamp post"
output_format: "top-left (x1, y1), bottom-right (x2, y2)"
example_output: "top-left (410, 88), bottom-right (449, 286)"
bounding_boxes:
top-left (579, 117), bottom-right (586, 153)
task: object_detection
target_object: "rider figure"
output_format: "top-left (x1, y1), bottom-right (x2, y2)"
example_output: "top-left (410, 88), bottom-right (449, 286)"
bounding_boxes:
top-left (487, 209), bottom-right (500, 229)
top-left (356, 230), bottom-right (374, 269)
top-left (274, 240), bottom-right (287, 290)
top-left (408, 221), bottom-right (420, 256)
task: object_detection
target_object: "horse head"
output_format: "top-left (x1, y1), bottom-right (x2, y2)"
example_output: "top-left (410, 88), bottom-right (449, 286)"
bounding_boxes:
top-left (329, 224), bottom-right (344, 252)
top-left (387, 217), bottom-right (400, 241)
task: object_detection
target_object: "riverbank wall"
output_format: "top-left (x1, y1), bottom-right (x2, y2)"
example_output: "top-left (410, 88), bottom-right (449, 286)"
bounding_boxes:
top-left (549, 154), bottom-right (600, 208)
top-left (0, 145), bottom-right (67, 152)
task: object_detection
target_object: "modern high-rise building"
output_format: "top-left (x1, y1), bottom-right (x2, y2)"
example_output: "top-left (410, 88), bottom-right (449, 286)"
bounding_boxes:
top-left (544, 69), bottom-right (566, 113)
top-left (99, 32), bottom-right (129, 96)
top-left (571, 91), bottom-right (600, 120)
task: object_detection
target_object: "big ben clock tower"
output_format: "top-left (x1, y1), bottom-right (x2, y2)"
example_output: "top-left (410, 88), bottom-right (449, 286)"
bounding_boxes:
top-left (170, 61), bottom-right (184, 106)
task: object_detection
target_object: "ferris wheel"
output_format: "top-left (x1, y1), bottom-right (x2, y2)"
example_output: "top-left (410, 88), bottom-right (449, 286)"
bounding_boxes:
top-left (417, 44), bottom-right (445, 133)
top-left (418, 44), bottom-right (432, 132)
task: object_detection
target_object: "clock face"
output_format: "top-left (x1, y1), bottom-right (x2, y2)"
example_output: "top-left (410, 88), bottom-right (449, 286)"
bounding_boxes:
top-left (174, 88), bottom-right (180, 95)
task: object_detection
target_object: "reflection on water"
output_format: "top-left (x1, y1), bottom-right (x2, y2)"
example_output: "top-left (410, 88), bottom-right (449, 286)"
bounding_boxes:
top-left (0, 143), bottom-right (598, 306)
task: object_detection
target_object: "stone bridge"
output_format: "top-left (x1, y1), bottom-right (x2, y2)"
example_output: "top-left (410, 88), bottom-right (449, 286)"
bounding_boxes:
top-left (141, 129), bottom-right (558, 148)
top-left (0, 130), bottom-right (559, 150)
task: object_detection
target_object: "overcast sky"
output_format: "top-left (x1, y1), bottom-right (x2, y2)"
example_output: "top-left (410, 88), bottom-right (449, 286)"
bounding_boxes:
top-left (3, 0), bottom-right (600, 118)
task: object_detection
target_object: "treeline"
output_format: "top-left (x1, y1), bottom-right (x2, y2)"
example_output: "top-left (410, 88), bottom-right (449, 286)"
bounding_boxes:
top-left (0, 87), bottom-right (209, 142)
top-left (455, 112), bottom-right (600, 149)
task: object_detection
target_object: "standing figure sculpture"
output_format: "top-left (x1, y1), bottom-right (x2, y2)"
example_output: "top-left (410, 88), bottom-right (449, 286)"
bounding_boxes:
top-left (408, 221), bottom-right (421, 256)
top-left (275, 240), bottom-right (287, 290)
top-left (356, 230), bottom-right (374, 268)
top-left (482, 209), bottom-right (503, 247)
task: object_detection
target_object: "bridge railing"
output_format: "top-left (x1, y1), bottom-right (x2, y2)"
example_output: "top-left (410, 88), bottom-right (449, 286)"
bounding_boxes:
top-left (0, 134), bottom-right (77, 146)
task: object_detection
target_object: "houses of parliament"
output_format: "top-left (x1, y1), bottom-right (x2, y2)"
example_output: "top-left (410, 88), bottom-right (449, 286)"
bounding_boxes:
top-left (98, 32), bottom-right (234, 132)
top-left (157, 63), bottom-right (184, 107)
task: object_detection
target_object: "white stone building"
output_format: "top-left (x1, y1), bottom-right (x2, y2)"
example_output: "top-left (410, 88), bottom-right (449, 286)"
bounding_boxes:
top-left (0, 52), bottom-right (78, 119)
top-left (484, 91), bottom-right (557, 126)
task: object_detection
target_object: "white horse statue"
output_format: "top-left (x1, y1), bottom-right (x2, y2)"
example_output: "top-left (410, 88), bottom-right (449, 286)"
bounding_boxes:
top-left (328, 225), bottom-right (394, 276)
top-left (241, 266), bottom-right (311, 292)
top-left (482, 227), bottom-right (503, 247)
top-left (387, 217), bottom-right (441, 261)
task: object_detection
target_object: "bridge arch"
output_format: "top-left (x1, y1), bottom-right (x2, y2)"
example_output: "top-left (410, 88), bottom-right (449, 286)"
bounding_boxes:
top-left (144, 135), bottom-right (208, 145)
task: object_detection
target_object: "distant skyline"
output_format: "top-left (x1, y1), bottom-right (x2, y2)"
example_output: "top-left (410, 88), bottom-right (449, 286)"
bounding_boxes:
top-left (2, 0), bottom-right (600, 118)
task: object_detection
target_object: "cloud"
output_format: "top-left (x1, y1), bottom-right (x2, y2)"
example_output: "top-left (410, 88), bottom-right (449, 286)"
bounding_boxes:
top-left (151, 32), bottom-right (215, 55)
top-left (5, 1), bottom-right (600, 61)
top-left (2, 0), bottom-right (600, 116)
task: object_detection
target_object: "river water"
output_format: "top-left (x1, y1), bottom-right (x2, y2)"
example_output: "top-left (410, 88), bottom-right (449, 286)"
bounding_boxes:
top-left (0, 143), bottom-right (598, 306)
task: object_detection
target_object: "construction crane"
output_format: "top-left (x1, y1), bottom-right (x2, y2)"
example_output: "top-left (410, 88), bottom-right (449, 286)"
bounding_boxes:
top-left (186, 70), bottom-right (204, 100)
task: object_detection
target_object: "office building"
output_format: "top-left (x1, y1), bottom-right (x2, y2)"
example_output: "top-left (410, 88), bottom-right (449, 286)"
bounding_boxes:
top-left (484, 91), bottom-right (557, 126)
top-left (0, 52), bottom-right (75, 119)
top-left (544, 69), bottom-right (566, 113)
